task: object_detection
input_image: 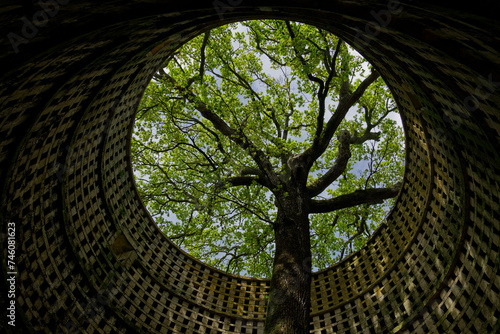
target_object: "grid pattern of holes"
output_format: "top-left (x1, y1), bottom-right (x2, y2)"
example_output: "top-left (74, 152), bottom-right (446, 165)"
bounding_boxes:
top-left (1, 3), bottom-right (499, 334)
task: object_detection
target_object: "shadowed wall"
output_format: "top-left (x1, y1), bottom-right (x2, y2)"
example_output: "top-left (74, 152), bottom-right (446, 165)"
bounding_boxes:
top-left (0, 1), bottom-right (499, 333)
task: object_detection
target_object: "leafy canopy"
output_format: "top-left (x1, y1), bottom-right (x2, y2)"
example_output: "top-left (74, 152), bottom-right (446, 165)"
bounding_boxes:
top-left (131, 20), bottom-right (405, 278)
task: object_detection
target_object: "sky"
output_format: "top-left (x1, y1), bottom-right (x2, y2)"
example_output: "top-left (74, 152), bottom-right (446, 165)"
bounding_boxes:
top-left (132, 20), bottom-right (405, 277)
top-left (231, 22), bottom-right (402, 128)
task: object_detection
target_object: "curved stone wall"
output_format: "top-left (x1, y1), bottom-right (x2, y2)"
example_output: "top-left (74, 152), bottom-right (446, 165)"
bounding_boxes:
top-left (0, 1), bottom-right (499, 333)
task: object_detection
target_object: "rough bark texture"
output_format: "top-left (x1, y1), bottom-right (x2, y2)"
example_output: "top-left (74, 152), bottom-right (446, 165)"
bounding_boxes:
top-left (265, 191), bottom-right (312, 334)
top-left (309, 182), bottom-right (402, 213)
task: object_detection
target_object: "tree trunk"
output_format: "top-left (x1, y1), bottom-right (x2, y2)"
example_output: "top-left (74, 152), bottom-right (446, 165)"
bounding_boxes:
top-left (265, 195), bottom-right (312, 334)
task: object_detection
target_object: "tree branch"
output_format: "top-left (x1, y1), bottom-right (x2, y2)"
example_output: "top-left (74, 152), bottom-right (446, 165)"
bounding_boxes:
top-left (221, 166), bottom-right (272, 188)
top-left (186, 31), bottom-right (210, 88)
top-left (350, 131), bottom-right (381, 145)
top-left (225, 175), bottom-right (262, 187)
top-left (198, 32), bottom-right (210, 82)
top-left (322, 70), bottom-right (380, 143)
top-left (330, 38), bottom-right (343, 77)
top-left (246, 23), bottom-right (287, 67)
top-left (188, 117), bottom-right (229, 159)
top-left (320, 39), bottom-right (342, 100)
top-left (285, 20), bottom-right (325, 93)
top-left (215, 192), bottom-right (275, 225)
top-left (159, 72), bottom-right (280, 188)
top-left (307, 130), bottom-right (351, 197)
top-left (309, 181), bottom-right (402, 213)
top-left (301, 70), bottom-right (380, 168)
top-left (285, 21), bottom-right (331, 142)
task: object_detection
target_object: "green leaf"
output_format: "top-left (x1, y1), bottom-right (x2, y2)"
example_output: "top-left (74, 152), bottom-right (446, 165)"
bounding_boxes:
top-left (131, 19), bottom-right (405, 278)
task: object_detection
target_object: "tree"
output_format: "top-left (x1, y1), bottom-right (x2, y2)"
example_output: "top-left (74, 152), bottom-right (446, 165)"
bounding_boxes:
top-left (131, 20), bottom-right (405, 334)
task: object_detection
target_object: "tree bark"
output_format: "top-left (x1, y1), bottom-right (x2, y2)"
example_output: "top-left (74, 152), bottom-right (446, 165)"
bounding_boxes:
top-left (309, 182), bottom-right (402, 213)
top-left (265, 194), bottom-right (312, 334)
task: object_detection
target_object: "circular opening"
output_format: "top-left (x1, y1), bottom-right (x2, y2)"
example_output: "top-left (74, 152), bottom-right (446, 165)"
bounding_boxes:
top-left (131, 19), bottom-right (405, 278)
